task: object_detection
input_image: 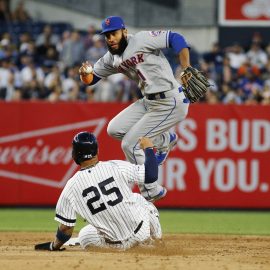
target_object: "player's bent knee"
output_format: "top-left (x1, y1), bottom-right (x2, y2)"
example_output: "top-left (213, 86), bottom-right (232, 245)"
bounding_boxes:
top-left (78, 225), bottom-right (101, 249)
top-left (107, 122), bottom-right (115, 137)
top-left (121, 138), bottom-right (131, 153)
top-left (148, 203), bottom-right (162, 239)
top-left (78, 226), bottom-right (90, 249)
top-left (107, 120), bottom-right (120, 139)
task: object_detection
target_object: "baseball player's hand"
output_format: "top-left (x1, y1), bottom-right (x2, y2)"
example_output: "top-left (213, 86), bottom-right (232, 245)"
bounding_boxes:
top-left (35, 241), bottom-right (65, 251)
top-left (180, 66), bottom-right (210, 103)
top-left (139, 137), bottom-right (154, 150)
top-left (79, 61), bottom-right (93, 75)
top-left (79, 61), bottom-right (94, 84)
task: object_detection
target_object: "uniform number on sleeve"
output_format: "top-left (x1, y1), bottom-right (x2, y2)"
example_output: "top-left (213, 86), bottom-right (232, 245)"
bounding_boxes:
top-left (82, 177), bottom-right (123, 215)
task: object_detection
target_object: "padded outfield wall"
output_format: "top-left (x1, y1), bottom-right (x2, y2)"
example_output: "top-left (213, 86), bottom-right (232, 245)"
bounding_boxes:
top-left (0, 102), bottom-right (269, 208)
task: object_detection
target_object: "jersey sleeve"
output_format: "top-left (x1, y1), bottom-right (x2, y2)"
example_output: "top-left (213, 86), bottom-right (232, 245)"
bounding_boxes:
top-left (54, 182), bottom-right (76, 227)
top-left (93, 52), bottom-right (118, 78)
top-left (112, 160), bottom-right (145, 184)
top-left (136, 30), bottom-right (170, 51)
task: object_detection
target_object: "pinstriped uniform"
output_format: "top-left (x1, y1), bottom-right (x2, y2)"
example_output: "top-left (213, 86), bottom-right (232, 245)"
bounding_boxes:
top-left (92, 31), bottom-right (189, 164)
top-left (55, 160), bottom-right (161, 249)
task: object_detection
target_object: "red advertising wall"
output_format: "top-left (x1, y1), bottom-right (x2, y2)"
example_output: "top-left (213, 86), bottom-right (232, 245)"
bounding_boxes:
top-left (219, 0), bottom-right (270, 25)
top-left (0, 102), bottom-right (270, 208)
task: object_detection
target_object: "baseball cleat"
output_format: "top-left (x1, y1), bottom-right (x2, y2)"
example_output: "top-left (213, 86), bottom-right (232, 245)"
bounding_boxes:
top-left (147, 187), bottom-right (167, 203)
top-left (155, 132), bottom-right (178, 165)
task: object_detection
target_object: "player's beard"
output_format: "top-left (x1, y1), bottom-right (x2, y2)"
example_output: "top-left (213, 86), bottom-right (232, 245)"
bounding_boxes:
top-left (107, 33), bottom-right (128, 55)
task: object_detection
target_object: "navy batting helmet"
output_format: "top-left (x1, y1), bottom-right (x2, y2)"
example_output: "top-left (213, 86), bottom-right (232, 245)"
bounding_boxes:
top-left (72, 131), bottom-right (98, 165)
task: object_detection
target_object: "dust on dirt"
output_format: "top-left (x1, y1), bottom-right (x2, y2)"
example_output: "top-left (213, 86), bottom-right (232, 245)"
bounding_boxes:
top-left (0, 232), bottom-right (269, 270)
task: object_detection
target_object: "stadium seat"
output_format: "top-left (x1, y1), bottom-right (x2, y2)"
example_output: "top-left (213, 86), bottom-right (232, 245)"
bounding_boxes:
top-left (51, 22), bottom-right (73, 35)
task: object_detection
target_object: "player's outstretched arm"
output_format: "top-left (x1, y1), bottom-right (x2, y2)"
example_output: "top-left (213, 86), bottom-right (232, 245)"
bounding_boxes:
top-left (169, 32), bottom-right (209, 102)
top-left (35, 223), bottom-right (74, 251)
top-left (168, 32), bottom-right (190, 69)
top-left (179, 47), bottom-right (190, 69)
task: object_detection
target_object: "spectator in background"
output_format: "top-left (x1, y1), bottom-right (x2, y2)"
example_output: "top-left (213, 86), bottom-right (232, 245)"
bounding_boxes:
top-left (250, 32), bottom-right (264, 48)
top-left (44, 65), bottom-right (61, 90)
top-left (83, 24), bottom-right (96, 50)
top-left (44, 65), bottom-right (63, 102)
top-left (203, 42), bottom-right (224, 69)
top-left (226, 43), bottom-right (247, 71)
top-left (60, 66), bottom-right (80, 100)
top-left (84, 85), bottom-right (95, 102)
top-left (263, 58), bottom-right (270, 82)
top-left (0, 32), bottom-right (12, 47)
top-left (60, 30), bottom-right (84, 68)
top-left (246, 42), bottom-right (268, 70)
top-left (221, 83), bottom-right (242, 104)
top-left (36, 25), bottom-right (60, 47)
top-left (20, 54), bottom-right (44, 87)
top-left (88, 78), bottom-right (116, 102)
top-left (0, 35), bottom-right (18, 65)
top-left (205, 91), bottom-right (219, 104)
top-left (0, 57), bottom-right (14, 100)
top-left (0, 38), bottom-right (11, 59)
top-left (202, 42), bottom-right (224, 83)
top-left (0, 0), bottom-right (11, 22)
top-left (56, 30), bottom-right (70, 55)
top-left (9, 57), bottom-right (22, 89)
top-left (238, 67), bottom-right (264, 102)
top-left (12, 0), bottom-right (31, 22)
top-left (221, 56), bottom-right (232, 85)
top-left (223, 90), bottom-right (243, 104)
top-left (0, 15), bottom-right (269, 106)
top-left (36, 37), bottom-right (58, 66)
top-left (265, 43), bottom-right (270, 58)
top-left (261, 82), bottom-right (270, 105)
top-left (85, 34), bottom-right (106, 64)
top-left (19, 32), bottom-right (32, 53)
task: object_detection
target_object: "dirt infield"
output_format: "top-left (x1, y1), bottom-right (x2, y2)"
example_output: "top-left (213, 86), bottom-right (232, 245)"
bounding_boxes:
top-left (0, 232), bottom-right (269, 270)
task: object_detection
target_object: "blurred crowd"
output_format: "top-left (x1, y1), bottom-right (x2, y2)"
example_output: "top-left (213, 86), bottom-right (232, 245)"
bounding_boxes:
top-left (0, 1), bottom-right (270, 104)
top-left (198, 36), bottom-right (270, 105)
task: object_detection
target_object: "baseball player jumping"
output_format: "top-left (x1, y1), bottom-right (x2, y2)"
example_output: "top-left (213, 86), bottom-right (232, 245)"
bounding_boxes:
top-left (35, 132), bottom-right (162, 251)
top-left (79, 16), bottom-right (209, 201)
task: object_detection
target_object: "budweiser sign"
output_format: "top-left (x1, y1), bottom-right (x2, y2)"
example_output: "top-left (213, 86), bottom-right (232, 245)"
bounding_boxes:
top-left (0, 118), bottom-right (107, 188)
top-left (0, 139), bottom-right (72, 165)
top-left (0, 102), bottom-right (128, 205)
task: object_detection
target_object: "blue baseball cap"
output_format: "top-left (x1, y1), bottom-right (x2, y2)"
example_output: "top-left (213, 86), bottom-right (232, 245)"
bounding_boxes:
top-left (100, 16), bottom-right (125, 34)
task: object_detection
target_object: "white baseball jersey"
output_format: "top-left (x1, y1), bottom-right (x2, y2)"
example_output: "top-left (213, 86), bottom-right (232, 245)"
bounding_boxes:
top-left (93, 30), bottom-right (180, 95)
top-left (55, 160), bottom-right (150, 242)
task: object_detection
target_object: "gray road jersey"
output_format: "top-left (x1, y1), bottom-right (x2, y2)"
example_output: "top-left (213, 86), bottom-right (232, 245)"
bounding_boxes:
top-left (93, 30), bottom-right (180, 95)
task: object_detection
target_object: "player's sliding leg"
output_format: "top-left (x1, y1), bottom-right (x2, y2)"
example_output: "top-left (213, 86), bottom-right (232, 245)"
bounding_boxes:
top-left (78, 224), bottom-right (105, 249)
top-left (147, 202), bottom-right (162, 239)
top-left (78, 224), bottom-right (125, 249)
top-left (78, 201), bottom-right (154, 249)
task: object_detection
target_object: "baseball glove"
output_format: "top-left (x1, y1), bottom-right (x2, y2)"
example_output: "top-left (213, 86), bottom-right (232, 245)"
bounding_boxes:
top-left (180, 66), bottom-right (210, 103)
